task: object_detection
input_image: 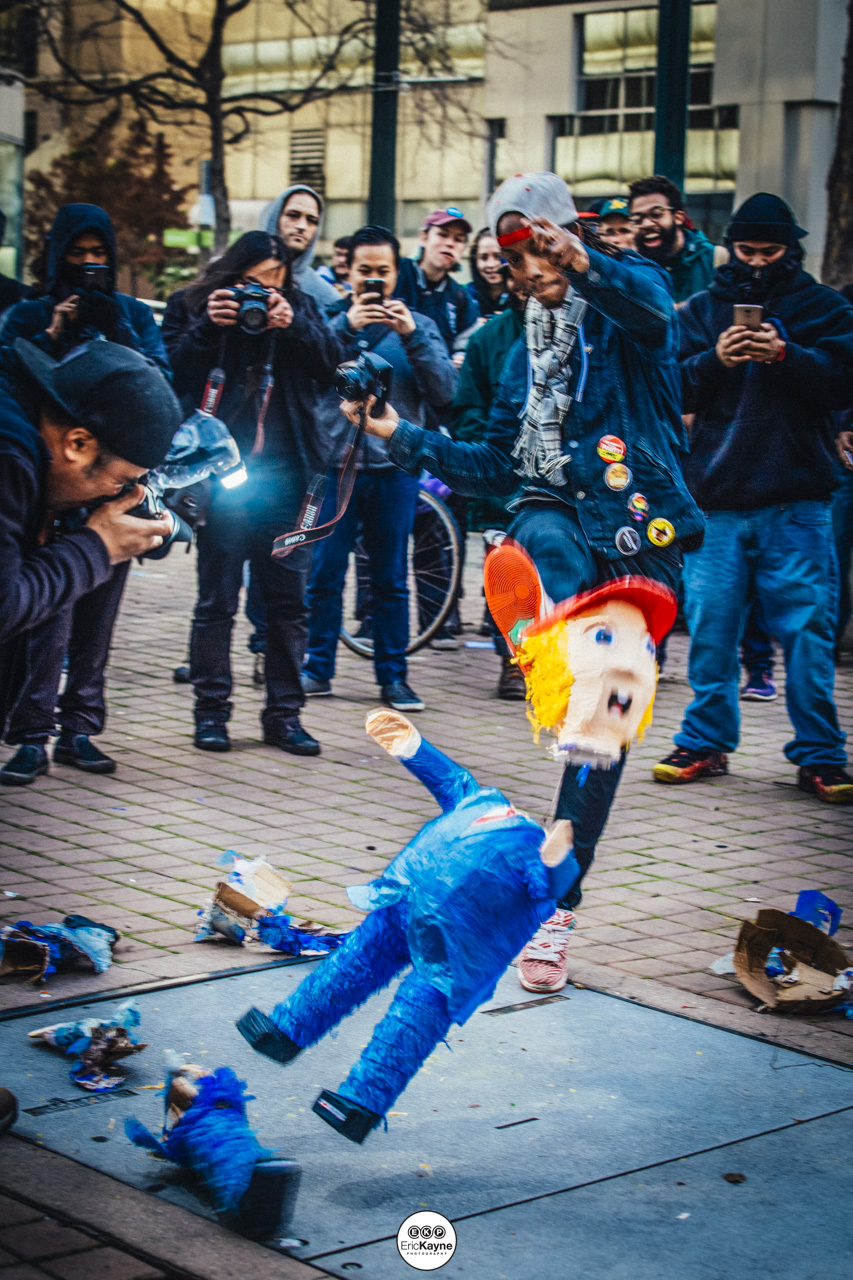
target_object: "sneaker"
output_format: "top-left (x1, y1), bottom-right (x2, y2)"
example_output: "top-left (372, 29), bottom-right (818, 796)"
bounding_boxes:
top-left (0, 744), bottom-right (49, 787)
top-left (253, 653), bottom-right (265, 687)
top-left (741, 673), bottom-right (777, 701)
top-left (653, 746), bottom-right (728, 784)
top-left (797, 764), bottom-right (853, 804)
top-left (484, 541), bottom-right (542, 654)
top-left (54, 734), bottom-right (116, 774)
top-left (300, 673), bottom-right (332, 697)
top-left (518, 910), bottom-right (576, 993)
top-left (497, 655), bottom-right (526, 701)
top-left (381, 681), bottom-right (426, 712)
top-left (430, 630), bottom-right (459, 650)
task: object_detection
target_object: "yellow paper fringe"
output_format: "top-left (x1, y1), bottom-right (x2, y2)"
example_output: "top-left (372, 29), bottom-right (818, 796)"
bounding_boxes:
top-left (516, 622), bottom-right (574, 743)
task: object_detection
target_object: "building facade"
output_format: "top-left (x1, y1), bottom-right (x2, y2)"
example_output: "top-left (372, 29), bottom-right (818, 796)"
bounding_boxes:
top-left (23, 0), bottom-right (849, 277)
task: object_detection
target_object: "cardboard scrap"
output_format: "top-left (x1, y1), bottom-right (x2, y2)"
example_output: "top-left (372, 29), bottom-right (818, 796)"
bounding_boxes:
top-left (733, 909), bottom-right (850, 1015)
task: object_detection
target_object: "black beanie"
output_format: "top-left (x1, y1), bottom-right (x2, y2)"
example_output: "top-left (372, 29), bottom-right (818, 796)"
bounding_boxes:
top-left (726, 193), bottom-right (806, 245)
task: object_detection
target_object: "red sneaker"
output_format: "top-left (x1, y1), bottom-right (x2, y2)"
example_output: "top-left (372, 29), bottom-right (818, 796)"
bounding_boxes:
top-left (797, 764), bottom-right (853, 804)
top-left (653, 746), bottom-right (728, 784)
top-left (518, 910), bottom-right (576, 993)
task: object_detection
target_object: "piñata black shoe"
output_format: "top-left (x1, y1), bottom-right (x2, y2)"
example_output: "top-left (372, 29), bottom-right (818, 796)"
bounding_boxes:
top-left (313, 1089), bottom-right (381, 1144)
top-left (236, 1007), bottom-right (302, 1064)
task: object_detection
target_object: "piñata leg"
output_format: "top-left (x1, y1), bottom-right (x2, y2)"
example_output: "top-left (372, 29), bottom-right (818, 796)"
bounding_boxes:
top-left (314, 971), bottom-right (452, 1143)
top-left (237, 903), bottom-right (410, 1064)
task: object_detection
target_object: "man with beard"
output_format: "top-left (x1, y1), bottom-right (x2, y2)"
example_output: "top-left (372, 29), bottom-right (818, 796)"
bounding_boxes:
top-left (334, 172), bottom-right (703, 991)
top-left (654, 194), bottom-right (853, 803)
top-left (628, 175), bottom-right (726, 304)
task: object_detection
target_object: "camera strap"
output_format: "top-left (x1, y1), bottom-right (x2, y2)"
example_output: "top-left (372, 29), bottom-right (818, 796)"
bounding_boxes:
top-left (271, 408), bottom-right (365, 559)
top-left (199, 333), bottom-right (276, 455)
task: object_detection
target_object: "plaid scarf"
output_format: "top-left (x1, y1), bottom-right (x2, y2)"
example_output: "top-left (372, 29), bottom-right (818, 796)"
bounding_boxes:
top-left (513, 291), bottom-right (587, 486)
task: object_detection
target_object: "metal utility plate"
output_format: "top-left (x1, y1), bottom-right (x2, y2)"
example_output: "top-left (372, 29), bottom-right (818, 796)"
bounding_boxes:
top-left (2, 964), bottom-right (851, 1277)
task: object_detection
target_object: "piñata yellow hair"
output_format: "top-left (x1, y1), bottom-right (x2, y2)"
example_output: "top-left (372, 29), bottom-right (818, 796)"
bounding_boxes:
top-left (515, 621), bottom-right (658, 747)
top-left (515, 622), bottom-right (574, 744)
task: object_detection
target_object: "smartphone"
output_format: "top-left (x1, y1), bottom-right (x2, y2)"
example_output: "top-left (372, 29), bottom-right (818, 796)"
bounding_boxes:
top-left (733, 304), bottom-right (764, 330)
top-left (363, 278), bottom-right (386, 301)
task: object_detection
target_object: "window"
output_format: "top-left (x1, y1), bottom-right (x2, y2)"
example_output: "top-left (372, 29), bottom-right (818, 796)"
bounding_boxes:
top-left (551, 3), bottom-right (738, 195)
top-left (289, 130), bottom-right (326, 198)
top-left (486, 119), bottom-right (507, 192)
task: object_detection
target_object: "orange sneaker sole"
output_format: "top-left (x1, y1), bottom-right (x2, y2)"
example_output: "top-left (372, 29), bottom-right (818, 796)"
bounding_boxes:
top-left (483, 542), bottom-right (542, 654)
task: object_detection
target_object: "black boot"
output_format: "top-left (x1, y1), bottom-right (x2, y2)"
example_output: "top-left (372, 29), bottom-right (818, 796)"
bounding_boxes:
top-left (0, 744), bottom-right (49, 787)
top-left (313, 1089), bottom-right (381, 1144)
top-left (236, 1007), bottom-right (302, 1064)
top-left (263, 720), bottom-right (320, 757)
top-left (0, 1088), bottom-right (18, 1134)
top-left (497, 656), bottom-right (526, 701)
top-left (224, 1158), bottom-right (302, 1240)
top-left (194, 722), bottom-right (231, 752)
top-left (54, 733), bottom-right (116, 774)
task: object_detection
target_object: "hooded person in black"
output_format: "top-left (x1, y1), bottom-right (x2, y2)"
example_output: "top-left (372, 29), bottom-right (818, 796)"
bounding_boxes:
top-left (162, 231), bottom-right (341, 756)
top-left (654, 193), bottom-right (853, 803)
top-left (0, 205), bottom-right (174, 786)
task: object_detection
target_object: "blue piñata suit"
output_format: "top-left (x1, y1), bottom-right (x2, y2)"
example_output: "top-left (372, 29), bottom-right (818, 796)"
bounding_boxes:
top-left (237, 726), bottom-right (580, 1142)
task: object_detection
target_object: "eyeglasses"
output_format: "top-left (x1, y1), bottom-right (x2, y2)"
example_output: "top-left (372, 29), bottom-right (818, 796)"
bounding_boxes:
top-left (628, 205), bottom-right (675, 225)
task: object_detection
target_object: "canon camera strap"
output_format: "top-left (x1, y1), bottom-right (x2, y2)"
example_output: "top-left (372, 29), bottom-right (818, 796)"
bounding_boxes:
top-left (272, 407), bottom-right (366, 559)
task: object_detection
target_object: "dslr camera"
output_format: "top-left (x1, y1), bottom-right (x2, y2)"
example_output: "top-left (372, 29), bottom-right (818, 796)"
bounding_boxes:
top-left (333, 350), bottom-right (393, 417)
top-left (226, 283), bottom-right (272, 334)
top-left (126, 485), bottom-right (193, 561)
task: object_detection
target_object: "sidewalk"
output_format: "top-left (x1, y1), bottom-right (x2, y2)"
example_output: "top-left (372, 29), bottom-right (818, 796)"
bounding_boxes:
top-left (0, 542), bottom-right (851, 1069)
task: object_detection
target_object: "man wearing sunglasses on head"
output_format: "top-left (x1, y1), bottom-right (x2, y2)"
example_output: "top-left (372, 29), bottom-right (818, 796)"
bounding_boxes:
top-left (628, 176), bottom-right (727, 305)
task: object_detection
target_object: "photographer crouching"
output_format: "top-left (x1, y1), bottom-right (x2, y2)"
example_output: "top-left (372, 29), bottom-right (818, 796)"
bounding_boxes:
top-left (162, 231), bottom-right (341, 756)
top-left (0, 341), bottom-right (182, 751)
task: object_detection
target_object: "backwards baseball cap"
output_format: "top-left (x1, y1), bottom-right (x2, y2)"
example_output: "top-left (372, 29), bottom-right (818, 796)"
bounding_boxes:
top-left (15, 338), bottom-right (183, 471)
top-left (525, 576), bottom-right (677, 646)
top-left (599, 198), bottom-right (630, 220)
top-left (422, 206), bottom-right (473, 234)
top-left (488, 172), bottom-right (578, 247)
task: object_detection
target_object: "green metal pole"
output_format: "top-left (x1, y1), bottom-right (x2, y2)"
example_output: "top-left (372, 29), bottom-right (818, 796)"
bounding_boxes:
top-left (368, 0), bottom-right (401, 230)
top-left (653, 0), bottom-right (691, 188)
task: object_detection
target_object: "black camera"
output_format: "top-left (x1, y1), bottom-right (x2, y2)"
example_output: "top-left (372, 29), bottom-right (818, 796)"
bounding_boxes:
top-left (333, 350), bottom-right (393, 417)
top-left (127, 485), bottom-right (193, 560)
top-left (227, 284), bottom-right (272, 334)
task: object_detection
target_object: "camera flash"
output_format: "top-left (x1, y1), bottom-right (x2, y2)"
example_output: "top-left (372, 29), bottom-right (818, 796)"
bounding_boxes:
top-left (221, 463), bottom-right (248, 490)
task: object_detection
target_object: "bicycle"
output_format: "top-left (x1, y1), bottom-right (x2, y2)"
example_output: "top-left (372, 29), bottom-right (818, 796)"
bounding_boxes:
top-left (339, 482), bottom-right (462, 658)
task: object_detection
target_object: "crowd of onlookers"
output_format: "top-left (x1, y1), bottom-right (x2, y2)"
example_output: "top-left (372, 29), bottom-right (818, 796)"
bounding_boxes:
top-left (1, 169), bottom-right (852, 807)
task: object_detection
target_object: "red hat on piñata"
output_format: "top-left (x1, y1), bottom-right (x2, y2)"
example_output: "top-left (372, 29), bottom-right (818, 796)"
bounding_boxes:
top-left (524, 576), bottom-right (677, 646)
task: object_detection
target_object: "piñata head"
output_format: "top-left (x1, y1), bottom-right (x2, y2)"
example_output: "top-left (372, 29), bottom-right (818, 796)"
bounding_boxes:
top-left (517, 577), bottom-right (676, 767)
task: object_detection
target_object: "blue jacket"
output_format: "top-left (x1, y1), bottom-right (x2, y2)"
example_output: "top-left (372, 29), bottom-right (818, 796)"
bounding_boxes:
top-left (680, 258), bottom-right (853, 510)
top-left (394, 258), bottom-right (480, 355)
top-left (388, 247), bottom-right (705, 559)
top-left (322, 296), bottom-right (457, 469)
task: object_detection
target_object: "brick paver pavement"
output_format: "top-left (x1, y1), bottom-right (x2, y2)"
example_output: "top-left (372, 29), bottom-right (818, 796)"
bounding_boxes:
top-left (0, 541), bottom-right (851, 1059)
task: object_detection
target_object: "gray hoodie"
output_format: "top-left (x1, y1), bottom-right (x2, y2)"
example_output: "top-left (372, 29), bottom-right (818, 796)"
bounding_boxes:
top-left (260, 184), bottom-right (340, 311)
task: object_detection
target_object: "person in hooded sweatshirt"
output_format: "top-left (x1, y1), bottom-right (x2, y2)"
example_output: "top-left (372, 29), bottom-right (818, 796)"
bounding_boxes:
top-left (260, 185), bottom-right (340, 313)
top-left (654, 194), bottom-right (853, 803)
top-left (0, 204), bottom-right (171, 786)
top-left (162, 231), bottom-right (341, 757)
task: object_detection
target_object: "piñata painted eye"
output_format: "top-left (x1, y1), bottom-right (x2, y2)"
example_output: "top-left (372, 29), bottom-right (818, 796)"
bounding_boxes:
top-left (595, 628), bottom-right (613, 645)
top-left (646, 637), bottom-right (656, 656)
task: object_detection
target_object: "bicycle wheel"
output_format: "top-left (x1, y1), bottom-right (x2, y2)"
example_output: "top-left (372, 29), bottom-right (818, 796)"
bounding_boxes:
top-left (340, 488), bottom-right (462, 658)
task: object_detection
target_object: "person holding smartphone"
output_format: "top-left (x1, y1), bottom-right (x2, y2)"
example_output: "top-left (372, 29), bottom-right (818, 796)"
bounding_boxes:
top-left (301, 225), bottom-right (457, 712)
top-left (655, 193), bottom-right (853, 802)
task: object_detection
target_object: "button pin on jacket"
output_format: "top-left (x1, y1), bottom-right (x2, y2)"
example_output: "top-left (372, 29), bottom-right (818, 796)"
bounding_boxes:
top-left (604, 463), bottom-right (631, 491)
top-left (628, 493), bottom-right (649, 521)
top-left (647, 518), bottom-right (675, 547)
top-left (615, 526), bottom-right (642, 556)
top-left (597, 435), bottom-right (626, 463)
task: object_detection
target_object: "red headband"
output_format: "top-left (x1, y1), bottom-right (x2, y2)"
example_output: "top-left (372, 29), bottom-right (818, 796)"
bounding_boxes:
top-left (497, 226), bottom-right (532, 248)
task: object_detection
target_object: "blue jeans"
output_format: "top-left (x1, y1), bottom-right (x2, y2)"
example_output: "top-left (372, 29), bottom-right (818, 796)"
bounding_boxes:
top-left (676, 501), bottom-right (846, 767)
top-left (304, 468), bottom-right (419, 687)
top-left (508, 501), bottom-right (682, 906)
top-left (740, 595), bottom-right (774, 679)
top-left (832, 467), bottom-right (853, 644)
